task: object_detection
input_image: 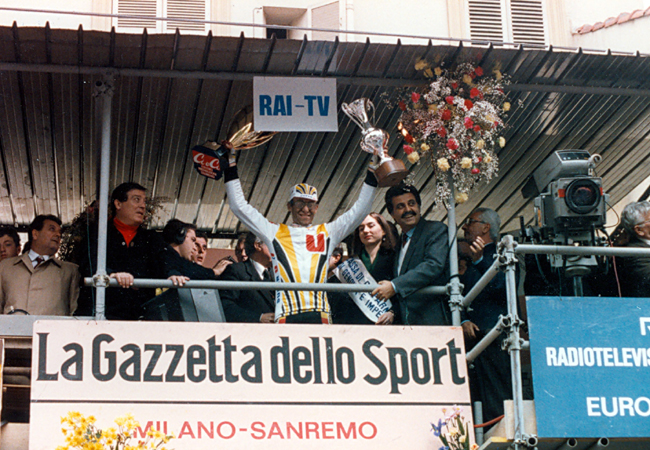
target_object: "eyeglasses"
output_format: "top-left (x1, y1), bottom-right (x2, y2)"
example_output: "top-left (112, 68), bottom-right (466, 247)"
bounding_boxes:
top-left (463, 218), bottom-right (486, 227)
top-left (292, 200), bottom-right (318, 211)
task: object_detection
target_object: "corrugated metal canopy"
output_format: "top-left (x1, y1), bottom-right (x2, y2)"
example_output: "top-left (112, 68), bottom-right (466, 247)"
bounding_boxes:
top-left (1, 24), bottom-right (650, 248)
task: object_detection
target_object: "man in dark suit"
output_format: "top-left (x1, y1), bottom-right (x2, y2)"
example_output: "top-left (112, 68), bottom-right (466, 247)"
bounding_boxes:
top-left (372, 184), bottom-right (449, 325)
top-left (220, 232), bottom-right (275, 323)
top-left (460, 207), bottom-right (511, 423)
top-left (619, 201), bottom-right (650, 297)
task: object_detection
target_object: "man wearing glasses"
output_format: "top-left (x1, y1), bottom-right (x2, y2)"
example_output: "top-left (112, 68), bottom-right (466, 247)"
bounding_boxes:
top-left (619, 201), bottom-right (650, 297)
top-left (220, 149), bottom-right (377, 324)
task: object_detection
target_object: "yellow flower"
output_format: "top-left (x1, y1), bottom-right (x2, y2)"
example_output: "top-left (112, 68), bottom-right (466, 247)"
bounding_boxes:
top-left (485, 155), bottom-right (493, 163)
top-left (493, 69), bottom-right (503, 80)
top-left (476, 139), bottom-right (485, 149)
top-left (437, 158), bottom-right (451, 172)
top-left (420, 143), bottom-right (430, 151)
top-left (414, 59), bottom-right (428, 71)
top-left (463, 74), bottom-right (472, 85)
top-left (460, 435), bottom-right (466, 443)
top-left (498, 136), bottom-right (506, 148)
top-left (428, 104), bottom-right (438, 112)
top-left (434, 67), bottom-right (443, 76)
top-left (471, 444), bottom-right (479, 450)
top-left (455, 192), bottom-right (468, 203)
top-left (460, 157), bottom-right (473, 169)
top-left (407, 152), bottom-right (420, 164)
top-left (423, 68), bottom-right (433, 78)
top-left (503, 102), bottom-right (511, 112)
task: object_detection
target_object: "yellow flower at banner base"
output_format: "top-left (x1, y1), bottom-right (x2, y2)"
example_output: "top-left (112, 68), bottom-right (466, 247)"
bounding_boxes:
top-left (460, 157), bottom-right (473, 169)
top-left (499, 136), bottom-right (506, 148)
top-left (503, 102), bottom-right (511, 112)
top-left (407, 152), bottom-right (420, 164)
top-left (463, 74), bottom-right (472, 85)
top-left (420, 143), bottom-right (430, 151)
top-left (414, 59), bottom-right (428, 70)
top-left (485, 155), bottom-right (493, 163)
top-left (437, 158), bottom-right (451, 172)
top-left (455, 192), bottom-right (469, 203)
top-left (434, 67), bottom-right (443, 76)
top-left (476, 139), bottom-right (485, 150)
top-left (423, 68), bottom-right (434, 78)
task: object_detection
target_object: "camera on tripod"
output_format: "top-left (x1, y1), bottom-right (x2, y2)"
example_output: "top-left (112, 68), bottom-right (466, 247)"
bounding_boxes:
top-left (522, 150), bottom-right (608, 276)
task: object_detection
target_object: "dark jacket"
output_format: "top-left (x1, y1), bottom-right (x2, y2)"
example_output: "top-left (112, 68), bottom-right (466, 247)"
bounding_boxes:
top-left (392, 219), bottom-right (450, 326)
top-left (619, 237), bottom-right (650, 298)
top-left (75, 220), bottom-right (165, 320)
top-left (219, 259), bottom-right (274, 323)
top-left (161, 245), bottom-right (217, 280)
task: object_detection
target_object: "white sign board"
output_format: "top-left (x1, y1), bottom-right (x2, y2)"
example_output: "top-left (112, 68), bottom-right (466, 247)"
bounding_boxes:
top-left (31, 321), bottom-right (472, 449)
top-left (253, 77), bottom-right (338, 132)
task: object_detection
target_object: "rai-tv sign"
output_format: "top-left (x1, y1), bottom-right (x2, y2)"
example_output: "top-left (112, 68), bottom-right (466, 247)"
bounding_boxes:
top-left (30, 321), bottom-right (473, 449)
top-left (528, 296), bottom-right (650, 438)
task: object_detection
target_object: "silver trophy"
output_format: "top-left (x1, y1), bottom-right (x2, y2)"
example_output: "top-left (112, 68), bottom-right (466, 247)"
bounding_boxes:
top-left (342, 98), bottom-right (408, 187)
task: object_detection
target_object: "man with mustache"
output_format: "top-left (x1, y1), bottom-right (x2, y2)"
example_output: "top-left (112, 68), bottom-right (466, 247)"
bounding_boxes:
top-left (76, 182), bottom-right (165, 320)
top-left (0, 215), bottom-right (80, 315)
top-left (372, 183), bottom-right (450, 325)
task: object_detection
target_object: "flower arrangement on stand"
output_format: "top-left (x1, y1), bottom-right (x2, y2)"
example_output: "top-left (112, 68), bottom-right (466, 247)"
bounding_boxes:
top-left (57, 411), bottom-right (174, 450)
top-left (396, 60), bottom-right (512, 206)
top-left (430, 406), bottom-right (477, 450)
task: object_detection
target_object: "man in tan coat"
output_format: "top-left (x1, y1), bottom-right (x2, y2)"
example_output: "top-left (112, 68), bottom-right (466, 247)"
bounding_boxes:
top-left (0, 215), bottom-right (80, 315)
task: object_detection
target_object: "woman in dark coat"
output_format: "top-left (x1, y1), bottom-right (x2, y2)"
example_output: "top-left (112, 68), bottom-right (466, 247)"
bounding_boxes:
top-left (331, 213), bottom-right (399, 325)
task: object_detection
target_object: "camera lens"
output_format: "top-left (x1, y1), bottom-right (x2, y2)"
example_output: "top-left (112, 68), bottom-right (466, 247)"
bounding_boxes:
top-left (565, 179), bottom-right (601, 214)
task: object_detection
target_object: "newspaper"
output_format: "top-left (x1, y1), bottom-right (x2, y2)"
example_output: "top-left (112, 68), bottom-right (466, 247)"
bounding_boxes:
top-left (333, 257), bottom-right (392, 323)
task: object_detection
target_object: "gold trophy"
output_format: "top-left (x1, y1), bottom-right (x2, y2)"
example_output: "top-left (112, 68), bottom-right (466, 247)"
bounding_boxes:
top-left (193, 105), bottom-right (276, 179)
top-left (342, 98), bottom-right (408, 187)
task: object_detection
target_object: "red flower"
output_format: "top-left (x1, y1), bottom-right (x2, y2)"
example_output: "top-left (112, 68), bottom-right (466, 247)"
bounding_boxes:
top-left (464, 99), bottom-right (473, 110)
top-left (493, 121), bottom-right (499, 128)
top-left (473, 125), bottom-right (481, 132)
top-left (403, 145), bottom-right (414, 155)
top-left (475, 67), bottom-right (484, 76)
top-left (404, 133), bottom-right (415, 144)
top-left (441, 109), bottom-right (452, 121)
top-left (471, 168), bottom-right (480, 174)
top-left (445, 96), bottom-right (455, 105)
top-left (477, 156), bottom-right (483, 162)
top-left (464, 117), bottom-right (474, 129)
top-left (470, 72), bottom-right (476, 79)
top-left (436, 127), bottom-right (447, 137)
top-left (398, 100), bottom-right (406, 111)
top-left (479, 91), bottom-right (484, 99)
top-left (411, 92), bottom-right (421, 103)
top-left (451, 82), bottom-right (459, 90)
top-left (470, 88), bottom-right (480, 99)
top-left (447, 138), bottom-right (459, 150)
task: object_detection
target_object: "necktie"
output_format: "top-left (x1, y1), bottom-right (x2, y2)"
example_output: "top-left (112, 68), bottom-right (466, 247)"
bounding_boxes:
top-left (401, 234), bottom-right (410, 248)
top-left (34, 256), bottom-right (44, 268)
top-left (263, 269), bottom-right (272, 282)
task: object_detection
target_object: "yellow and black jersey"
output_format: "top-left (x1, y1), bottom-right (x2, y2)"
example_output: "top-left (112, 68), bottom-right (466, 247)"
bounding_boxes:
top-left (226, 179), bottom-right (376, 321)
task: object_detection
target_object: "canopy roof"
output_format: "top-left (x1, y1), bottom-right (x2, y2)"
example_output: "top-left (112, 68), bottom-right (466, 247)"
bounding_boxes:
top-left (1, 25), bottom-right (649, 246)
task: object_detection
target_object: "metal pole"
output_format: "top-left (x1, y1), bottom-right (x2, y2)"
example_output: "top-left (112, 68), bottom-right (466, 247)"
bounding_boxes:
top-left (461, 258), bottom-right (500, 308)
top-left (92, 74), bottom-right (114, 321)
top-left (515, 244), bottom-right (650, 257)
top-left (502, 236), bottom-right (526, 448)
top-left (84, 278), bottom-right (448, 294)
top-left (465, 315), bottom-right (508, 363)
top-left (447, 173), bottom-right (463, 326)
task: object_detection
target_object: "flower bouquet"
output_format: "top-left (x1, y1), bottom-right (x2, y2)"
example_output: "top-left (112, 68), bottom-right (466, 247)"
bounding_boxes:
top-left (431, 406), bottom-right (477, 450)
top-left (396, 61), bottom-right (511, 206)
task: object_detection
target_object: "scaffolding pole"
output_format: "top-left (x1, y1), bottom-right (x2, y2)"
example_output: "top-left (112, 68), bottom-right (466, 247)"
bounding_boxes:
top-left (447, 174), bottom-right (463, 326)
top-left (92, 74), bottom-right (114, 321)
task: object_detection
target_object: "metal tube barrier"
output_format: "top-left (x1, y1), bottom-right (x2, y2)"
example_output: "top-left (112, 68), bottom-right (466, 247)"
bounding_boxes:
top-left (502, 236), bottom-right (527, 449)
top-left (515, 244), bottom-right (650, 257)
top-left (83, 278), bottom-right (448, 295)
top-left (473, 401), bottom-right (484, 446)
top-left (92, 74), bottom-right (114, 321)
top-left (461, 257), bottom-right (500, 309)
top-left (465, 315), bottom-right (508, 363)
top-left (446, 174), bottom-right (463, 327)
top-left (558, 438), bottom-right (578, 449)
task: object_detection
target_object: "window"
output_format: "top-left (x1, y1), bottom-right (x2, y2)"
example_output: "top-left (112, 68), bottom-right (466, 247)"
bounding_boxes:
top-left (114, 0), bottom-right (210, 34)
top-left (259, 1), bottom-right (340, 41)
top-left (467, 0), bottom-right (546, 46)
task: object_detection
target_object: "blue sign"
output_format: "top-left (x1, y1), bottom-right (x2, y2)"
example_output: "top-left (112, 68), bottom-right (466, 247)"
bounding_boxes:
top-left (527, 296), bottom-right (650, 438)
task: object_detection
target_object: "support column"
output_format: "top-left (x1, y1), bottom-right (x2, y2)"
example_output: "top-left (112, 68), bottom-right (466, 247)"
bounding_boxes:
top-left (92, 73), bottom-right (114, 321)
top-left (447, 173), bottom-right (463, 326)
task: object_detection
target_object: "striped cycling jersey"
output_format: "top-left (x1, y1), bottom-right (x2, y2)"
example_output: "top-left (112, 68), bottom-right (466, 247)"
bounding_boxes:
top-left (226, 179), bottom-right (375, 321)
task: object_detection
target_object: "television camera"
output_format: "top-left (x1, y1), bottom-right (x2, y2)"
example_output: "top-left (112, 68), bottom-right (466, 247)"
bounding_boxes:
top-left (521, 150), bottom-right (608, 289)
